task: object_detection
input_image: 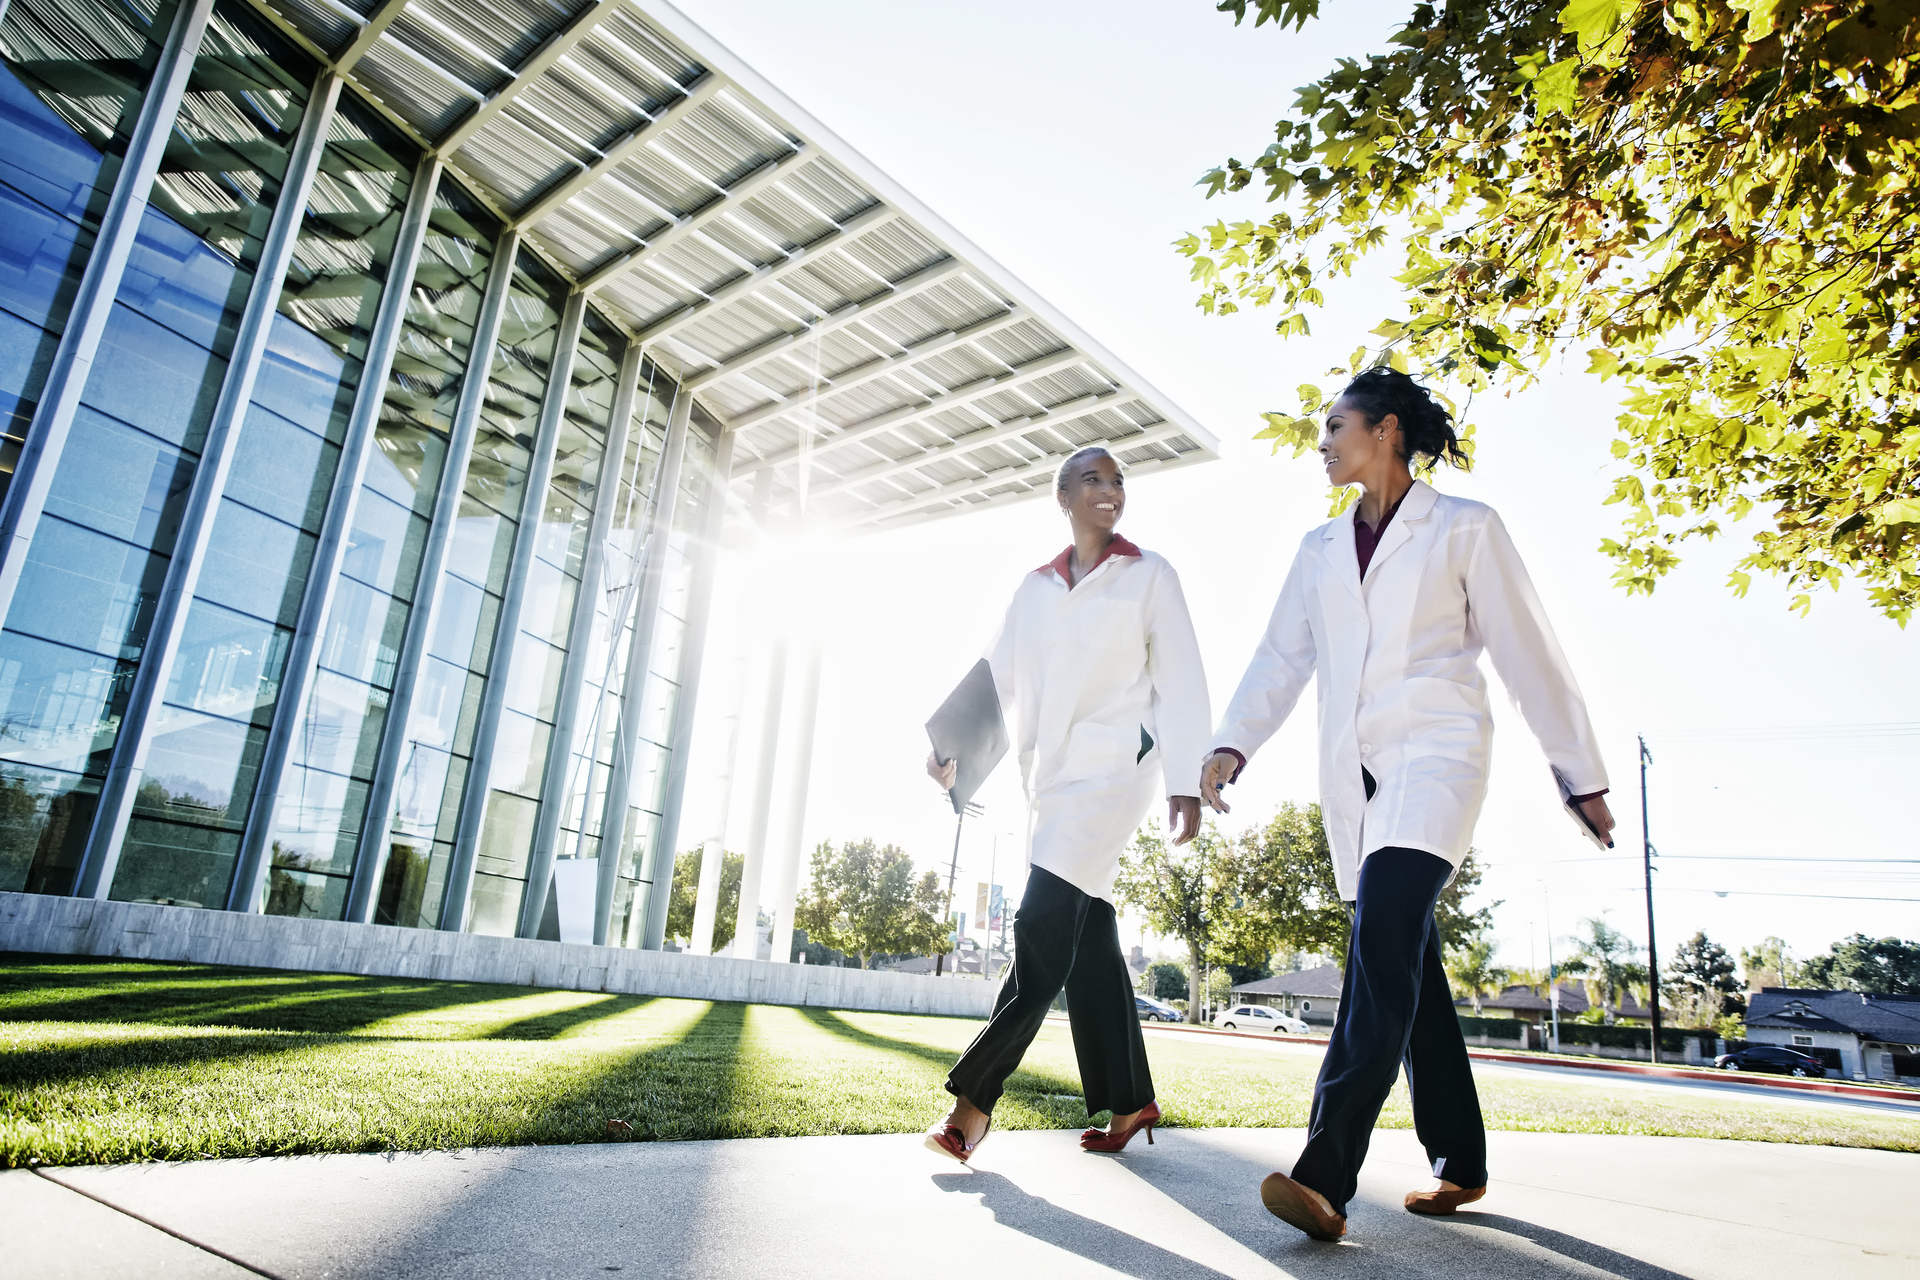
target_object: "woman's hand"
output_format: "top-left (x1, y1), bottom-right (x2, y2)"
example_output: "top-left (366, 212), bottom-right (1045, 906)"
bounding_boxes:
top-left (1200, 752), bottom-right (1238, 814)
top-left (1578, 795), bottom-right (1616, 844)
top-left (926, 751), bottom-right (957, 792)
top-left (1169, 796), bottom-right (1201, 846)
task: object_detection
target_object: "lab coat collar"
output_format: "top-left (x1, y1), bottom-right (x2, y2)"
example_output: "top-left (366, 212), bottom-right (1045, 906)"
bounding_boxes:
top-left (1363, 479), bottom-right (1439, 581)
top-left (1039, 533), bottom-right (1141, 587)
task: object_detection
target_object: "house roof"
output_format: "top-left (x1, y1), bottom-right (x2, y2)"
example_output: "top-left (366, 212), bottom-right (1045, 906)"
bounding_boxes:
top-left (244, 0), bottom-right (1218, 539)
top-left (1455, 983), bottom-right (1594, 1016)
top-left (1232, 964), bottom-right (1344, 1000)
top-left (1747, 988), bottom-right (1920, 1046)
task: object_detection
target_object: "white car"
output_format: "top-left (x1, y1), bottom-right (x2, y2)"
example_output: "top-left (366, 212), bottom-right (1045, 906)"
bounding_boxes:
top-left (1214, 1004), bottom-right (1309, 1035)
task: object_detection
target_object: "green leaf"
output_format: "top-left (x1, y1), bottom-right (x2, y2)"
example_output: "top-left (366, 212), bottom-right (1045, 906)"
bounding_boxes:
top-left (1558, 0), bottom-right (1630, 56)
top-left (1531, 56), bottom-right (1581, 116)
top-left (1878, 498), bottom-right (1920, 527)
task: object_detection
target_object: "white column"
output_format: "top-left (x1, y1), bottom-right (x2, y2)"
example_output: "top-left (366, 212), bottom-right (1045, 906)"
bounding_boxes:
top-left (688, 645), bottom-right (745, 956)
top-left (730, 635), bottom-right (786, 958)
top-left (766, 635), bottom-right (821, 965)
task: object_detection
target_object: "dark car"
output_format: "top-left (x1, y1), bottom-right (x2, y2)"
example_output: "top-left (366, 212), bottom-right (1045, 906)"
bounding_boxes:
top-left (1135, 995), bottom-right (1182, 1023)
top-left (1713, 1045), bottom-right (1824, 1077)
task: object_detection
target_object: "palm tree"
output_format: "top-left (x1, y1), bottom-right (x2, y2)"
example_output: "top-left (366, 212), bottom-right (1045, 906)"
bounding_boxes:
top-left (1563, 913), bottom-right (1643, 1024)
top-left (1445, 939), bottom-right (1509, 1014)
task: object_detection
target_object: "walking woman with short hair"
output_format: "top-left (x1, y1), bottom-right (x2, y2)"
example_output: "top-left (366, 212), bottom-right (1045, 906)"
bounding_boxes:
top-left (923, 445), bottom-right (1210, 1163)
top-left (1202, 367), bottom-right (1614, 1240)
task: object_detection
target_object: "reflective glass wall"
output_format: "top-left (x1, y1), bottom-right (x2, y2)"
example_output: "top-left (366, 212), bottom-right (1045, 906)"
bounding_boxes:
top-left (0, 0), bottom-right (717, 949)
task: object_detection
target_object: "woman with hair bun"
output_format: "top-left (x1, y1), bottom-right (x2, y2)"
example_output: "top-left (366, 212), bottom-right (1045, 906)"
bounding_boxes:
top-left (1201, 367), bottom-right (1613, 1240)
top-left (922, 445), bottom-right (1209, 1163)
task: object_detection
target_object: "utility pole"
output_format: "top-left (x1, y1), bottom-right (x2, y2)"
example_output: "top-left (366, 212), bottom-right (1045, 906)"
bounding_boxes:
top-left (1640, 734), bottom-right (1661, 1065)
top-left (935, 800), bottom-right (982, 977)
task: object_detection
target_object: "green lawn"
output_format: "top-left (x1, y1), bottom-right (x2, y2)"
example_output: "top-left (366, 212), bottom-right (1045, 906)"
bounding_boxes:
top-left (3, 955), bottom-right (1915, 1167)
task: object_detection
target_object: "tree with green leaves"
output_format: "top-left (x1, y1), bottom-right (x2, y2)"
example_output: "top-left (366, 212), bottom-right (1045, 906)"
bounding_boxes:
top-left (1739, 935), bottom-right (1804, 990)
top-left (666, 848), bottom-right (743, 954)
top-left (1665, 930), bottom-right (1745, 1024)
top-left (1435, 849), bottom-right (1501, 953)
top-left (1802, 933), bottom-right (1920, 995)
top-left (1115, 821), bottom-right (1269, 1022)
top-left (1233, 801), bottom-right (1352, 962)
top-left (1445, 937), bottom-right (1510, 1013)
top-left (1562, 911), bottom-right (1644, 1021)
top-left (1182, 0), bottom-right (1920, 624)
top-left (792, 838), bottom-right (949, 970)
top-left (1144, 959), bottom-right (1191, 1002)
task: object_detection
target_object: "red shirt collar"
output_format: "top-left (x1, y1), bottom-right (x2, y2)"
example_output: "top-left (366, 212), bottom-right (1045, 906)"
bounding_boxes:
top-left (1039, 534), bottom-right (1141, 586)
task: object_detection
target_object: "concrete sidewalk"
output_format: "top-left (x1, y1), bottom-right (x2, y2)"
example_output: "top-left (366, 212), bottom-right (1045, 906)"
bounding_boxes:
top-left (6, 1128), bottom-right (1915, 1279)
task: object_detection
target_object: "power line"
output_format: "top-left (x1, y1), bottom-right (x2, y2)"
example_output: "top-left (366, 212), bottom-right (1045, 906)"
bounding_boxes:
top-left (1485, 854), bottom-right (1920, 866)
top-left (1607, 887), bottom-right (1920, 903)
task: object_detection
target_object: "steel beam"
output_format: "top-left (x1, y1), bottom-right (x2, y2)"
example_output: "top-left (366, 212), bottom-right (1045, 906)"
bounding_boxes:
top-left (515, 342), bottom-right (642, 937)
top-left (438, 290), bottom-right (588, 932)
top-left (806, 390), bottom-right (1135, 503)
top-left (620, 204), bottom-right (898, 345)
top-left (229, 154), bottom-right (445, 913)
top-left (577, 143), bottom-right (808, 293)
top-left (434, 0), bottom-right (622, 156)
top-left (332, 0), bottom-right (408, 75)
top-left (640, 425), bottom-right (734, 949)
top-left (344, 227), bottom-right (523, 923)
top-left (680, 258), bottom-right (970, 396)
top-left (0, 0), bottom-right (215, 637)
top-left (74, 71), bottom-right (345, 898)
top-left (591, 387), bottom-right (691, 945)
top-left (735, 348), bottom-right (1086, 478)
top-left (513, 77), bottom-right (726, 230)
top-left (719, 306), bottom-right (1030, 437)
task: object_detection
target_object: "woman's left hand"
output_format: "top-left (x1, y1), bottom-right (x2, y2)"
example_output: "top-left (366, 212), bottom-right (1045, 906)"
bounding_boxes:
top-left (1169, 796), bottom-right (1201, 846)
top-left (1578, 795), bottom-right (1616, 843)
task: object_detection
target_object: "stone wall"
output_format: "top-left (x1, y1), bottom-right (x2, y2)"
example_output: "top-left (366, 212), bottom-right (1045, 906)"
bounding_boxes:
top-left (0, 893), bottom-right (999, 1019)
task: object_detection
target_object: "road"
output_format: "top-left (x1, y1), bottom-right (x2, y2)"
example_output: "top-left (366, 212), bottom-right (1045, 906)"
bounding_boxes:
top-left (1137, 1022), bottom-right (1920, 1118)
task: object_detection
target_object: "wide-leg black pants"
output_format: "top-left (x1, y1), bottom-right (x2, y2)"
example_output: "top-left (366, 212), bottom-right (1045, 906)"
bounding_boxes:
top-left (1289, 845), bottom-right (1488, 1215)
top-left (946, 866), bottom-right (1154, 1117)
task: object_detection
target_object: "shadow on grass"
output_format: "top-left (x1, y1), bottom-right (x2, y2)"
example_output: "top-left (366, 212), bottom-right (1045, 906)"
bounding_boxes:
top-left (479, 994), bottom-right (657, 1040)
top-left (797, 1007), bottom-right (1092, 1118)
top-left (556, 999), bottom-right (750, 1143)
top-left (0, 953), bottom-right (551, 1035)
top-left (0, 1028), bottom-right (351, 1092)
top-left (933, 1168), bottom-right (1238, 1280)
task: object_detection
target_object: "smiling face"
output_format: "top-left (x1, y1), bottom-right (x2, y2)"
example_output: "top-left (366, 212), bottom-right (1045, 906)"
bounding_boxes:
top-left (1319, 395), bottom-right (1401, 488)
top-left (1058, 450), bottom-right (1125, 533)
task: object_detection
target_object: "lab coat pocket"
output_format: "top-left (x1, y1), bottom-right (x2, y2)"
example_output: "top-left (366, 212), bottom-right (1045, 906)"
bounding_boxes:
top-left (1402, 677), bottom-right (1488, 759)
top-left (1059, 721), bottom-right (1132, 783)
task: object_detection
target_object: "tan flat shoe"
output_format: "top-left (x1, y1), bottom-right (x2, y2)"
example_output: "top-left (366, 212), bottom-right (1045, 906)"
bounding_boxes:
top-left (1404, 1184), bottom-right (1486, 1215)
top-left (1260, 1172), bottom-right (1347, 1241)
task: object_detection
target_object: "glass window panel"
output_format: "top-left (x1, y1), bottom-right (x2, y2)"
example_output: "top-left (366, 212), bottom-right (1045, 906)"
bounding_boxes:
top-left (389, 740), bottom-right (452, 843)
top-left (290, 668), bottom-right (386, 781)
top-left (474, 791), bottom-right (537, 880)
top-left (267, 764), bottom-right (365, 878)
top-left (8, 517), bottom-right (167, 661)
top-left (0, 763), bottom-right (99, 895)
top-left (0, 630), bottom-right (132, 776)
top-left (373, 835), bottom-right (450, 929)
top-left (165, 600), bottom-right (288, 726)
top-left (318, 577), bottom-right (407, 688)
top-left (520, 558), bottom-right (577, 647)
top-left (452, 669), bottom-right (484, 757)
top-left (427, 574), bottom-right (484, 667)
top-left (465, 868), bottom-right (523, 938)
top-left (341, 489), bottom-right (425, 599)
top-left (378, 176), bottom-right (498, 446)
top-left (197, 500), bottom-right (314, 627)
top-left (488, 708), bottom-right (549, 799)
top-left (250, 315), bottom-right (348, 441)
top-left (263, 865), bottom-right (347, 920)
top-left (433, 752), bottom-right (469, 845)
top-left (408, 656), bottom-right (467, 753)
top-left (133, 704), bottom-right (264, 831)
top-left (365, 422), bottom-right (446, 519)
top-left (502, 633), bottom-right (565, 720)
top-left (43, 408), bottom-right (193, 555)
top-left (113, 213), bottom-right (246, 359)
top-left (81, 301), bottom-right (231, 457)
top-left (531, 485), bottom-right (591, 580)
top-left (227, 399), bottom-right (336, 532)
top-left (445, 495), bottom-right (514, 593)
top-left (109, 816), bottom-right (239, 908)
top-left (617, 804), bottom-right (659, 881)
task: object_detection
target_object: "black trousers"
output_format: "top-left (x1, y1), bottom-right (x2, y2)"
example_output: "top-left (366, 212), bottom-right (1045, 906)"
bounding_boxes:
top-left (946, 866), bottom-right (1154, 1117)
top-left (1289, 845), bottom-right (1488, 1215)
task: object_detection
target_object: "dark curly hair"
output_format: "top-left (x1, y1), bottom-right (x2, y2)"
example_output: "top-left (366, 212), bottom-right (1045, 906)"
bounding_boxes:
top-left (1336, 367), bottom-right (1470, 471)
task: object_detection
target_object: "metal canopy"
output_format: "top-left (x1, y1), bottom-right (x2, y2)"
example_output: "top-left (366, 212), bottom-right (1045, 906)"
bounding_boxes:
top-left (247, 0), bottom-right (1219, 537)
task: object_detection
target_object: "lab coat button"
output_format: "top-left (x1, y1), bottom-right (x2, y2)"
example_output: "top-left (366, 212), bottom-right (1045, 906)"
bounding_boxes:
top-left (1360, 743), bottom-right (1373, 755)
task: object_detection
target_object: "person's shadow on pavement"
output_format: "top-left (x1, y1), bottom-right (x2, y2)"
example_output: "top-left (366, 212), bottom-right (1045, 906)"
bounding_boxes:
top-left (932, 1168), bottom-right (1239, 1280)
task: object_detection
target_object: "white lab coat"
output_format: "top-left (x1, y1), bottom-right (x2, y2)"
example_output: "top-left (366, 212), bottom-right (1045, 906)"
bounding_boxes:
top-left (986, 539), bottom-right (1210, 902)
top-left (1212, 480), bottom-right (1607, 900)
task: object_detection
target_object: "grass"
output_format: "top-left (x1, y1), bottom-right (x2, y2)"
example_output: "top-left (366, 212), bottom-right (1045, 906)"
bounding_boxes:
top-left (3, 955), bottom-right (1916, 1167)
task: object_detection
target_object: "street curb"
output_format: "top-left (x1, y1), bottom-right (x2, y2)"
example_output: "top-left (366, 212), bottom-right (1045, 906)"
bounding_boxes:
top-left (1089, 1015), bottom-right (1920, 1104)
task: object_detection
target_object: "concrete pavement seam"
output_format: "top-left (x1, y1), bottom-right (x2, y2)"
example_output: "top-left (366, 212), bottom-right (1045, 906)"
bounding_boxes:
top-left (33, 1168), bottom-right (286, 1279)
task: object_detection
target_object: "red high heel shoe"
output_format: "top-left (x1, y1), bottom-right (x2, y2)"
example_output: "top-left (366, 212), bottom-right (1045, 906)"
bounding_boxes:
top-left (924, 1115), bottom-right (991, 1163)
top-left (1080, 1101), bottom-right (1160, 1152)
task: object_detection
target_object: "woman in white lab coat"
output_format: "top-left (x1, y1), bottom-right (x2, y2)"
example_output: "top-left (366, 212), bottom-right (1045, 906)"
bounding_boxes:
top-left (923, 445), bottom-right (1210, 1163)
top-left (1200, 367), bottom-right (1615, 1240)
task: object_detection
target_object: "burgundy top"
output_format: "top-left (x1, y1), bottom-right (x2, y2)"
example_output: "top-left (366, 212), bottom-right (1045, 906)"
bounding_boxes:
top-left (1211, 502), bottom-right (1606, 803)
top-left (1040, 533), bottom-right (1141, 588)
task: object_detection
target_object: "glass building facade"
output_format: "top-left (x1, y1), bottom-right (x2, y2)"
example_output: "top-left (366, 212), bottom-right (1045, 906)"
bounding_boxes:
top-left (0, 0), bottom-right (722, 946)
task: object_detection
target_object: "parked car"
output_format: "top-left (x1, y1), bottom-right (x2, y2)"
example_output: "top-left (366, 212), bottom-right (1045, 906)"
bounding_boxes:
top-left (1713, 1045), bottom-right (1824, 1077)
top-left (1135, 995), bottom-right (1182, 1023)
top-left (1213, 1004), bottom-right (1309, 1035)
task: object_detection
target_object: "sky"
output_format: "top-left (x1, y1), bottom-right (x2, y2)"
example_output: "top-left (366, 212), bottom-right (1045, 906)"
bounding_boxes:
top-left (667, 0), bottom-right (1919, 976)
